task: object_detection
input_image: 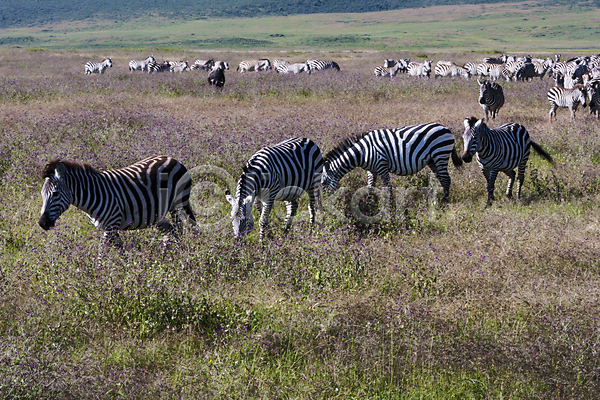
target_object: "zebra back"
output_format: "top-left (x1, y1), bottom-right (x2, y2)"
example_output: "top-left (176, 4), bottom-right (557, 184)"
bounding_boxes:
top-left (306, 59), bottom-right (340, 72)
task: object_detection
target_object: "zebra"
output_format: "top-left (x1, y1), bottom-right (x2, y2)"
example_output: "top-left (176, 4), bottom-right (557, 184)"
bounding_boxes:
top-left (477, 63), bottom-right (504, 81)
top-left (212, 61), bottom-right (229, 71)
top-left (483, 55), bottom-right (507, 64)
top-left (224, 137), bottom-right (323, 239)
top-left (434, 62), bottom-right (469, 79)
top-left (277, 62), bottom-right (311, 74)
top-left (461, 117), bottom-right (553, 206)
top-left (322, 122), bottom-right (463, 203)
top-left (464, 62), bottom-right (482, 77)
top-left (586, 80), bottom-right (600, 118)
top-left (191, 59), bottom-right (215, 71)
top-left (273, 59), bottom-right (290, 70)
top-left (515, 62), bottom-right (537, 82)
top-left (374, 62), bottom-right (404, 79)
top-left (129, 55), bottom-right (156, 72)
top-left (147, 61), bottom-right (170, 74)
top-left (169, 61), bottom-right (189, 73)
top-left (237, 59), bottom-right (271, 73)
top-left (478, 80), bottom-right (505, 120)
top-left (407, 60), bottom-right (432, 78)
top-left (84, 58), bottom-right (112, 75)
top-left (208, 64), bottom-right (225, 88)
top-left (547, 85), bottom-right (587, 122)
top-left (38, 156), bottom-right (197, 248)
top-left (306, 59), bottom-right (340, 72)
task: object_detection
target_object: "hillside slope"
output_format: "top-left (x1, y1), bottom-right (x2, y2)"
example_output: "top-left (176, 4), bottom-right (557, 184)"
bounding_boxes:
top-left (0, 0), bottom-right (587, 29)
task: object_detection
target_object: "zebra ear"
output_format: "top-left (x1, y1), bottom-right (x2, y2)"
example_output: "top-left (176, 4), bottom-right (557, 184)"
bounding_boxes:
top-left (225, 189), bottom-right (236, 206)
top-left (55, 162), bottom-right (66, 179)
top-left (477, 79), bottom-right (483, 86)
top-left (463, 118), bottom-right (471, 129)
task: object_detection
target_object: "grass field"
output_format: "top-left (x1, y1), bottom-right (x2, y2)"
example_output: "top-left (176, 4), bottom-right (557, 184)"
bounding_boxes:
top-left (1, 47), bottom-right (600, 398)
top-left (0, 1), bottom-right (600, 51)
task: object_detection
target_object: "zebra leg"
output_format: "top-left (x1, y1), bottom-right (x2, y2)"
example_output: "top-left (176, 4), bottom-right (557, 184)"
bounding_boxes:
top-left (367, 171), bottom-right (377, 187)
top-left (258, 198), bottom-right (275, 239)
top-left (484, 169), bottom-right (499, 206)
top-left (283, 200), bottom-right (299, 231)
top-left (516, 164), bottom-right (527, 200)
top-left (307, 187), bottom-right (319, 224)
top-left (430, 161), bottom-right (451, 203)
top-left (549, 104), bottom-right (557, 122)
top-left (505, 169), bottom-right (516, 199)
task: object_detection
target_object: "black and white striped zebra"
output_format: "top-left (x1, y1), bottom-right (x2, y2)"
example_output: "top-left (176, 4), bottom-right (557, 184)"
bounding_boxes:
top-left (483, 55), bottom-right (507, 64)
top-left (407, 60), bottom-right (432, 78)
top-left (166, 60), bottom-right (189, 73)
top-left (273, 59), bottom-right (290, 70)
top-left (84, 58), bottom-right (112, 75)
top-left (38, 156), bottom-right (197, 247)
top-left (224, 137), bottom-right (323, 239)
top-left (464, 62), bottom-right (482, 77)
top-left (277, 62), bottom-right (311, 74)
top-left (462, 117), bottom-right (553, 205)
top-left (147, 61), bottom-right (170, 73)
top-left (208, 64), bottom-right (225, 88)
top-left (477, 63), bottom-right (505, 81)
top-left (306, 59), bottom-right (340, 72)
top-left (586, 80), bottom-right (600, 118)
top-left (434, 61), bottom-right (469, 79)
top-left (547, 85), bottom-right (587, 122)
top-left (237, 59), bottom-right (271, 73)
top-left (191, 59), bottom-right (215, 71)
top-left (322, 123), bottom-right (463, 203)
top-left (478, 80), bottom-right (505, 120)
top-left (129, 55), bottom-right (156, 72)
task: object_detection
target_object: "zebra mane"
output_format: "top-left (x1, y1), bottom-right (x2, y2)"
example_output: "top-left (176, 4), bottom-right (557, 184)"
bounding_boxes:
top-left (465, 116), bottom-right (480, 129)
top-left (324, 131), bottom-right (371, 165)
top-left (43, 158), bottom-right (100, 179)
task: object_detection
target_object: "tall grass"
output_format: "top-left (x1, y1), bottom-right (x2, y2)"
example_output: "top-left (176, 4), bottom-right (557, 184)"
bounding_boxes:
top-left (1, 49), bottom-right (599, 398)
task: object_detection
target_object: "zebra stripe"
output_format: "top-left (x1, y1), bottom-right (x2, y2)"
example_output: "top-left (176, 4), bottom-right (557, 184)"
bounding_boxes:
top-left (434, 62), bottom-right (469, 79)
top-left (167, 61), bottom-right (189, 73)
top-left (547, 85), bottom-right (587, 122)
top-left (322, 123), bottom-right (462, 203)
top-left (587, 80), bottom-right (600, 119)
top-left (407, 60), bottom-right (432, 78)
top-left (147, 61), bottom-right (170, 73)
top-left (306, 59), bottom-right (340, 72)
top-left (237, 59), bottom-right (271, 73)
top-left (478, 80), bottom-right (505, 120)
top-left (483, 55), bottom-right (507, 64)
top-left (129, 55), bottom-right (156, 72)
top-left (84, 58), bottom-right (112, 75)
top-left (225, 137), bottom-right (323, 239)
top-left (191, 59), bottom-right (215, 71)
top-left (277, 62), bottom-right (310, 74)
top-left (38, 156), bottom-right (196, 247)
top-left (462, 117), bottom-right (553, 205)
top-left (273, 59), bottom-right (290, 70)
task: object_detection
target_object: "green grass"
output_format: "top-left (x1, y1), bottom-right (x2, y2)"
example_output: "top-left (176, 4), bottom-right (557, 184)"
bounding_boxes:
top-left (0, 2), bottom-right (599, 51)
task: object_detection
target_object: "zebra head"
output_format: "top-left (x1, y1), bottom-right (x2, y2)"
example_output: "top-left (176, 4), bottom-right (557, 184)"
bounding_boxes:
top-left (225, 189), bottom-right (254, 238)
top-left (461, 117), bottom-right (483, 163)
top-left (478, 80), bottom-right (494, 104)
top-left (105, 58), bottom-right (113, 68)
top-left (39, 161), bottom-right (73, 231)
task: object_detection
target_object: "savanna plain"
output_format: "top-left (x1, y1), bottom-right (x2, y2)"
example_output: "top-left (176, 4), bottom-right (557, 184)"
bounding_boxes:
top-left (1, 48), bottom-right (600, 399)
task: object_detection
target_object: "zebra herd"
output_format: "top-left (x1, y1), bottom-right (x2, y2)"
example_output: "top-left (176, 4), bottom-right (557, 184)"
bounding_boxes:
top-left (373, 53), bottom-right (600, 122)
top-left (39, 116), bottom-right (553, 246)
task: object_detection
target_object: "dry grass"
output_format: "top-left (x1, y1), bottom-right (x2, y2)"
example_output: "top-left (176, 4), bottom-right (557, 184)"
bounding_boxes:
top-left (1, 49), bottom-right (599, 398)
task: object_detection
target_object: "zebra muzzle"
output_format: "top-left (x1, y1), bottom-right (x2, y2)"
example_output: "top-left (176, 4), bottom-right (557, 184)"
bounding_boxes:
top-left (461, 153), bottom-right (473, 163)
top-left (38, 213), bottom-right (55, 230)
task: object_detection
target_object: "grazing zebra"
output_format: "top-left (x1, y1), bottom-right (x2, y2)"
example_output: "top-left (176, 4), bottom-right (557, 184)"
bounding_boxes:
top-left (515, 62), bottom-right (536, 81)
top-left (277, 62), bottom-right (311, 74)
top-left (434, 62), bottom-right (469, 79)
top-left (322, 123), bottom-right (463, 203)
top-left (237, 59), bottom-right (271, 73)
top-left (38, 156), bottom-right (197, 247)
top-left (478, 80), bottom-right (505, 120)
top-left (147, 61), bottom-right (170, 73)
top-left (84, 58), bottom-right (112, 75)
top-left (224, 137), bottom-right (323, 239)
top-left (129, 55), bottom-right (156, 72)
top-left (462, 117), bottom-right (553, 205)
top-left (169, 61), bottom-right (189, 73)
top-left (547, 85), bottom-right (587, 122)
top-left (191, 59), bottom-right (215, 71)
top-left (477, 63), bottom-right (504, 81)
top-left (306, 59), bottom-right (340, 72)
top-left (208, 65), bottom-right (225, 88)
top-left (464, 62), bottom-right (482, 77)
top-left (407, 60), bottom-right (432, 78)
top-left (273, 59), bottom-right (290, 70)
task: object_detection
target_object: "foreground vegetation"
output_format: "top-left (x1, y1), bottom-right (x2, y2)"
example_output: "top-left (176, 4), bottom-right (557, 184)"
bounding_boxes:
top-left (1, 49), bottom-right (599, 398)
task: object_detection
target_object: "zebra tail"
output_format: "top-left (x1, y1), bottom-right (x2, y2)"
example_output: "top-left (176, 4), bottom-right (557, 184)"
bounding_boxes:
top-left (451, 147), bottom-right (463, 168)
top-left (530, 141), bottom-right (554, 164)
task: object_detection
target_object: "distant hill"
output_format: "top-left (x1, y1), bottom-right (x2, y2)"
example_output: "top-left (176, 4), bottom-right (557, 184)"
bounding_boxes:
top-left (0, 0), bottom-right (593, 29)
